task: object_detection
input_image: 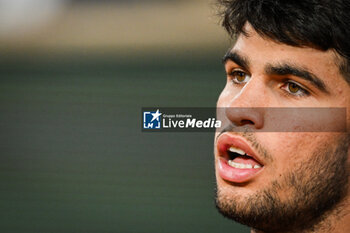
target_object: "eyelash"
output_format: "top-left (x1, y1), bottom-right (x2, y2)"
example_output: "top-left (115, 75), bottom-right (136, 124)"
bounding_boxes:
top-left (281, 81), bottom-right (310, 97)
top-left (228, 70), bottom-right (251, 85)
top-left (227, 70), bottom-right (310, 97)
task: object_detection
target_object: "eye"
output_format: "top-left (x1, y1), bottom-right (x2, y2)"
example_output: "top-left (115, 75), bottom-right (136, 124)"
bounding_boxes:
top-left (229, 70), bottom-right (251, 84)
top-left (281, 81), bottom-right (310, 97)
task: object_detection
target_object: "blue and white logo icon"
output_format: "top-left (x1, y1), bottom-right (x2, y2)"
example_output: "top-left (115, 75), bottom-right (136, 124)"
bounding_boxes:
top-left (143, 109), bottom-right (162, 129)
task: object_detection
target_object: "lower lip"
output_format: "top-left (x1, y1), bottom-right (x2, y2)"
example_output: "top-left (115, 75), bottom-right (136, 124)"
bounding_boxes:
top-left (217, 158), bottom-right (263, 183)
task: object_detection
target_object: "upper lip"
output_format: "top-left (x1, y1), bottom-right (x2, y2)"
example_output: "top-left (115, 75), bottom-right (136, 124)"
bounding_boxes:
top-left (216, 133), bottom-right (264, 166)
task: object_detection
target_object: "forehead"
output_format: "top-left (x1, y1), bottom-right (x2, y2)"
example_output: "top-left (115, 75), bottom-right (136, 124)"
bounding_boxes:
top-left (232, 30), bottom-right (337, 73)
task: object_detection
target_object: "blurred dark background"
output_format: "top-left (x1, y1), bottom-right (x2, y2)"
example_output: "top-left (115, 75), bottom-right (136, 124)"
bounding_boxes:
top-left (0, 0), bottom-right (248, 232)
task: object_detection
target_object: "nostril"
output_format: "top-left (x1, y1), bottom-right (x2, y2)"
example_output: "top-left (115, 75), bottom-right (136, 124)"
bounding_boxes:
top-left (240, 120), bottom-right (254, 125)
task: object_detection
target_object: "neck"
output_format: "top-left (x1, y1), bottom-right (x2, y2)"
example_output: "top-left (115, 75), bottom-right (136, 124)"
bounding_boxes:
top-left (251, 197), bottom-right (350, 233)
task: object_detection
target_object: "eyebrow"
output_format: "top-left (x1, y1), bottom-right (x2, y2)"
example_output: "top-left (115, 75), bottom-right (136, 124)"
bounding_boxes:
top-left (222, 51), bottom-right (330, 94)
top-left (265, 63), bottom-right (329, 94)
top-left (222, 51), bottom-right (250, 70)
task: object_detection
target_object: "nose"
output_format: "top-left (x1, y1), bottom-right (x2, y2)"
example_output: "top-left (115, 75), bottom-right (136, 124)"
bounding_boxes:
top-left (225, 107), bottom-right (264, 129)
top-left (222, 79), bottom-right (266, 130)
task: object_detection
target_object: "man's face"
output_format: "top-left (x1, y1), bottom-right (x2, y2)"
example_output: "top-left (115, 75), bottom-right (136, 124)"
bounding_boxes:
top-left (214, 25), bottom-right (350, 232)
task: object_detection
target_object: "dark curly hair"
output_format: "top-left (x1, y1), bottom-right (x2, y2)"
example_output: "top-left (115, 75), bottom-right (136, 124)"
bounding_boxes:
top-left (217, 0), bottom-right (350, 84)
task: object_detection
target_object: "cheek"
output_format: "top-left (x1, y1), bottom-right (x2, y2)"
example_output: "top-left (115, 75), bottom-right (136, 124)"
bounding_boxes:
top-left (258, 133), bottom-right (330, 172)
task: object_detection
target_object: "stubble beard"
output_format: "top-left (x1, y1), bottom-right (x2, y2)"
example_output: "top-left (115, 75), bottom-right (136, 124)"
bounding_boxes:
top-left (215, 135), bottom-right (350, 233)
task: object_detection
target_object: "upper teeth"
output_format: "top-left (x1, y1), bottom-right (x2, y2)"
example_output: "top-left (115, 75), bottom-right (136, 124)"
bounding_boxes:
top-left (229, 146), bottom-right (246, 156)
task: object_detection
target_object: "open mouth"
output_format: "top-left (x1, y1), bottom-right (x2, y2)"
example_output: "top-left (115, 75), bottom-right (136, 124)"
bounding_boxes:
top-left (216, 133), bottom-right (264, 183)
top-left (226, 146), bottom-right (263, 169)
